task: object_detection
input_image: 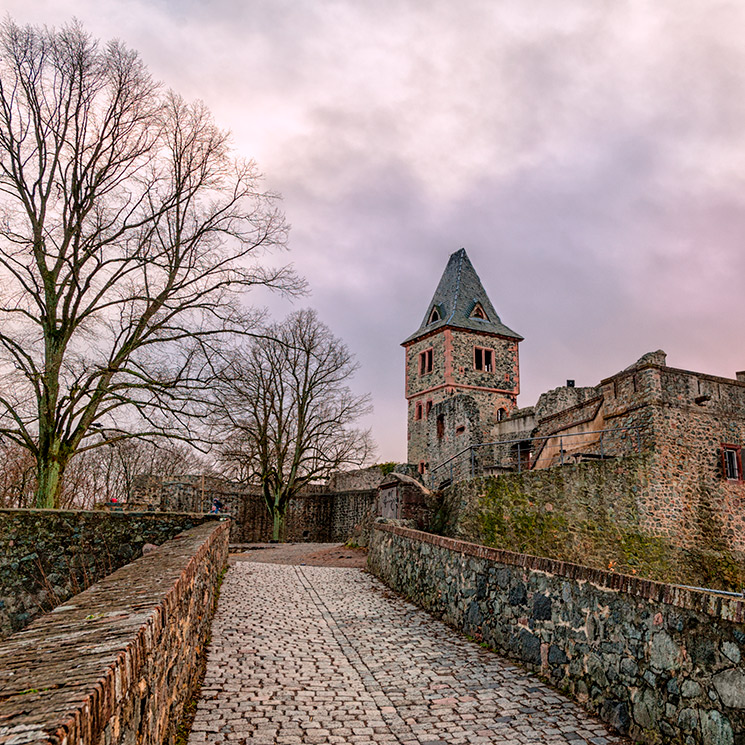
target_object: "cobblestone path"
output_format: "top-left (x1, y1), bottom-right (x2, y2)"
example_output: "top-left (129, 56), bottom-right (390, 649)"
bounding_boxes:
top-left (189, 561), bottom-right (627, 745)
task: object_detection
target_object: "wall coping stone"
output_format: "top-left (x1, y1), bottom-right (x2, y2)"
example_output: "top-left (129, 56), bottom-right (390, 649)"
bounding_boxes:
top-left (373, 523), bottom-right (745, 623)
top-left (601, 361), bottom-right (745, 389)
top-left (0, 519), bottom-right (229, 745)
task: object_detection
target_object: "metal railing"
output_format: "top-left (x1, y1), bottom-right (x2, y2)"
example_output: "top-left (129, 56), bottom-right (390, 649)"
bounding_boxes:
top-left (429, 425), bottom-right (643, 488)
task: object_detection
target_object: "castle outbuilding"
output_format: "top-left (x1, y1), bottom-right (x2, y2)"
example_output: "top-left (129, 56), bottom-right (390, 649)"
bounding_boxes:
top-left (402, 249), bottom-right (523, 473)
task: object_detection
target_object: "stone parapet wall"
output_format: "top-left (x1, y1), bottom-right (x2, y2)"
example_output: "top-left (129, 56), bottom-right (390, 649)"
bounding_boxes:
top-left (132, 475), bottom-right (377, 544)
top-left (0, 520), bottom-right (229, 745)
top-left (330, 490), bottom-right (378, 542)
top-left (369, 524), bottom-right (745, 744)
top-left (0, 509), bottom-right (219, 638)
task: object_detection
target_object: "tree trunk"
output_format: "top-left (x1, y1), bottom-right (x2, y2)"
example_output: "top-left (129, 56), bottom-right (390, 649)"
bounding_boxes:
top-left (35, 452), bottom-right (65, 509)
top-left (272, 505), bottom-right (283, 542)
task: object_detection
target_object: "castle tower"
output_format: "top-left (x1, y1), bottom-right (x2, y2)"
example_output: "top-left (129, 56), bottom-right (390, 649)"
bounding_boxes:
top-left (402, 249), bottom-right (523, 470)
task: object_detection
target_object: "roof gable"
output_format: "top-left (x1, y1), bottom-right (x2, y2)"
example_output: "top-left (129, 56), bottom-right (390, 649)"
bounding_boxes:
top-left (402, 248), bottom-right (523, 345)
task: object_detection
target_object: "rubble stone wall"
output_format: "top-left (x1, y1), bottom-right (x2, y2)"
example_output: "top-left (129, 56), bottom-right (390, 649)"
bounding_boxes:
top-left (0, 509), bottom-right (218, 638)
top-left (369, 523), bottom-right (745, 745)
top-left (133, 476), bottom-right (377, 544)
top-left (0, 521), bottom-right (229, 745)
top-left (601, 364), bottom-right (745, 553)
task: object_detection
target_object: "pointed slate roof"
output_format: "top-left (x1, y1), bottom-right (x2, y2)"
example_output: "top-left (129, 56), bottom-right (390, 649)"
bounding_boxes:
top-left (402, 248), bottom-right (523, 345)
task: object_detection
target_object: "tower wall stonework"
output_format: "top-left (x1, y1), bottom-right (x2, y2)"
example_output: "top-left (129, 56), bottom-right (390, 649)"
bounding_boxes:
top-left (402, 249), bottom-right (523, 471)
top-left (405, 328), bottom-right (520, 467)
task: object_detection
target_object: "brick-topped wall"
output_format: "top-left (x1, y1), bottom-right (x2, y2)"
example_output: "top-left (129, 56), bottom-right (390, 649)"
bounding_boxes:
top-left (0, 509), bottom-right (219, 638)
top-left (0, 520), bottom-right (229, 745)
top-left (369, 523), bottom-right (745, 744)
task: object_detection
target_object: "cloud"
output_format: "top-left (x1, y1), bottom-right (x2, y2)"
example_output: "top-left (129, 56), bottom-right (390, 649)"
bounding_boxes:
top-left (4, 0), bottom-right (745, 459)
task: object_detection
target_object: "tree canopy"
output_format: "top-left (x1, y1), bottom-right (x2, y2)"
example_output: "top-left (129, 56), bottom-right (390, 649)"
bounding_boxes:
top-left (216, 308), bottom-right (374, 540)
top-left (0, 19), bottom-right (300, 507)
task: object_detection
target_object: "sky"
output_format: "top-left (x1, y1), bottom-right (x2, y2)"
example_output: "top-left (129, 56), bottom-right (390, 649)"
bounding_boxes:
top-left (6, 1), bottom-right (745, 462)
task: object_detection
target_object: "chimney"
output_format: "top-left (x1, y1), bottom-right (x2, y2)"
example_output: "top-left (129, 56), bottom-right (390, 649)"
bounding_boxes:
top-left (566, 380), bottom-right (575, 388)
top-left (736, 371), bottom-right (745, 383)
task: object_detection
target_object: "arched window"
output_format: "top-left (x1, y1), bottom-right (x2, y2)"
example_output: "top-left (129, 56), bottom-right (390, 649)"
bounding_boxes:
top-left (497, 407), bottom-right (507, 423)
top-left (428, 306), bottom-right (441, 324)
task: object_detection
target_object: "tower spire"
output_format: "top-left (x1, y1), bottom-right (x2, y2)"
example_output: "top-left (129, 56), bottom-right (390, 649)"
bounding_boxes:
top-left (402, 248), bottom-right (522, 345)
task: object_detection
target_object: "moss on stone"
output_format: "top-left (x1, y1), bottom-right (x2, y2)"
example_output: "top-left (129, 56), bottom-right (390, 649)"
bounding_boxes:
top-left (433, 460), bottom-right (745, 592)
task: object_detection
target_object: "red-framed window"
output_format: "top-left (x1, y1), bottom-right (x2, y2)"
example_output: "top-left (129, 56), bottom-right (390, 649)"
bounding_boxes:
top-left (425, 400), bottom-right (433, 418)
top-left (414, 402), bottom-right (423, 420)
top-left (721, 444), bottom-right (743, 481)
top-left (419, 348), bottom-right (433, 375)
top-left (474, 346), bottom-right (494, 372)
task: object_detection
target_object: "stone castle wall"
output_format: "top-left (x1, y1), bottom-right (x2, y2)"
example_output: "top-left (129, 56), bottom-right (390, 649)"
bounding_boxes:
top-left (600, 363), bottom-right (745, 553)
top-left (0, 521), bottom-right (228, 745)
top-left (369, 523), bottom-right (745, 745)
top-left (0, 509), bottom-right (219, 638)
top-left (133, 475), bottom-right (377, 544)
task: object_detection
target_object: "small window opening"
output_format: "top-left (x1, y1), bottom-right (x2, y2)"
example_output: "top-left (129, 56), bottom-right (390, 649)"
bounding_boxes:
top-left (415, 402), bottom-right (423, 420)
top-left (455, 425), bottom-right (465, 436)
top-left (419, 348), bottom-right (433, 375)
top-left (418, 461), bottom-right (426, 474)
top-left (474, 347), bottom-right (493, 372)
top-left (436, 414), bottom-right (445, 440)
top-left (428, 306), bottom-right (441, 324)
top-left (425, 400), bottom-right (433, 418)
top-left (497, 407), bottom-right (507, 422)
top-left (470, 303), bottom-right (488, 321)
top-left (722, 445), bottom-right (742, 481)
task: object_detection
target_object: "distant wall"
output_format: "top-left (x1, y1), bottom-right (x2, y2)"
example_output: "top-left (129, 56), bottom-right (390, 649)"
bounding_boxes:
top-left (433, 455), bottom-right (745, 591)
top-left (369, 523), bottom-right (745, 745)
top-left (236, 489), bottom-right (377, 543)
top-left (135, 475), bottom-right (377, 543)
top-left (0, 509), bottom-right (219, 638)
top-left (0, 520), bottom-right (228, 745)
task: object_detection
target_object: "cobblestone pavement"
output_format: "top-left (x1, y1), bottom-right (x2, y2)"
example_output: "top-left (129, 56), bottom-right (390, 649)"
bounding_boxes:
top-left (189, 561), bottom-right (628, 745)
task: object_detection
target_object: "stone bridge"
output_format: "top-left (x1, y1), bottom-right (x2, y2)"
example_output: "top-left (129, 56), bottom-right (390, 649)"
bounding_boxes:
top-left (1, 513), bottom-right (743, 745)
top-left (188, 542), bottom-right (624, 745)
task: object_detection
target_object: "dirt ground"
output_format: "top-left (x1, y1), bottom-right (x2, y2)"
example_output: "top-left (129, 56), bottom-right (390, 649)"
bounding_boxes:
top-left (229, 542), bottom-right (368, 568)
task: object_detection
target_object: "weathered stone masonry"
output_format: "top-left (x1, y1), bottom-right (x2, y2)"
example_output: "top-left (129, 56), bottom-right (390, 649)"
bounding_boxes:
top-left (369, 523), bottom-right (745, 745)
top-left (0, 520), bottom-right (229, 745)
top-left (403, 248), bottom-right (522, 470)
top-left (0, 508), bottom-right (219, 639)
top-left (133, 473), bottom-right (380, 543)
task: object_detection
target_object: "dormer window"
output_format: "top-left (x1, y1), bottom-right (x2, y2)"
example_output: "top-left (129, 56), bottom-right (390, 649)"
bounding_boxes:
top-left (470, 303), bottom-right (488, 321)
top-left (428, 306), bottom-right (441, 324)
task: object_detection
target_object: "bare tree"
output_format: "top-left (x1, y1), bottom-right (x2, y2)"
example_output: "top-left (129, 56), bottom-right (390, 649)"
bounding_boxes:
top-left (0, 20), bottom-right (300, 507)
top-left (0, 433), bottom-right (213, 509)
top-left (0, 439), bottom-right (35, 507)
top-left (216, 309), bottom-right (374, 540)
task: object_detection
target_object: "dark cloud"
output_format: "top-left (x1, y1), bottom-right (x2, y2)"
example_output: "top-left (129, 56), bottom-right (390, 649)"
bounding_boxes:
top-left (6, 0), bottom-right (745, 460)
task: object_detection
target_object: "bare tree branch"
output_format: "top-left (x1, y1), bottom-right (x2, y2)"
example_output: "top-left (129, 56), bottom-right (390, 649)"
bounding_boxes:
top-left (0, 19), bottom-right (304, 507)
top-left (214, 308), bottom-right (375, 540)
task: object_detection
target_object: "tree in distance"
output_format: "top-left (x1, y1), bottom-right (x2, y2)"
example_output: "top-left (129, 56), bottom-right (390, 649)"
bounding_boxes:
top-left (0, 19), bottom-right (301, 508)
top-left (216, 309), bottom-right (375, 541)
